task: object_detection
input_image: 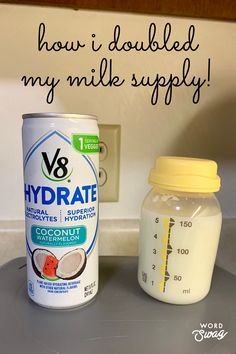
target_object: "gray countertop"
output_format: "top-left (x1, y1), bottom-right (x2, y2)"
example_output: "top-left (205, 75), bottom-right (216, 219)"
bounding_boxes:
top-left (0, 257), bottom-right (235, 354)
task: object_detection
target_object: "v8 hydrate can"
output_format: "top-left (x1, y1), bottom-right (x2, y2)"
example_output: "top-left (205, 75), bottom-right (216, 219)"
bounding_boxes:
top-left (22, 113), bottom-right (99, 309)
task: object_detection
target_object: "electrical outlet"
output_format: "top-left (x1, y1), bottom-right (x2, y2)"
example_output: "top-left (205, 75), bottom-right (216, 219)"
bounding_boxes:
top-left (99, 124), bottom-right (121, 202)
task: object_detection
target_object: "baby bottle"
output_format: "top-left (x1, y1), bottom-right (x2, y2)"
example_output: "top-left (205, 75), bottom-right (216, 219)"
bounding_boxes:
top-left (138, 156), bottom-right (222, 304)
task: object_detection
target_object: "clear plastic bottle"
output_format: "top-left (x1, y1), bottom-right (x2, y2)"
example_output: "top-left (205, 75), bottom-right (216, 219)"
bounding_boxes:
top-left (138, 156), bottom-right (222, 305)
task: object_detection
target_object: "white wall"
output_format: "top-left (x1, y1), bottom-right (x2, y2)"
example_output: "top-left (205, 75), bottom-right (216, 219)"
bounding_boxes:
top-left (0, 4), bottom-right (236, 220)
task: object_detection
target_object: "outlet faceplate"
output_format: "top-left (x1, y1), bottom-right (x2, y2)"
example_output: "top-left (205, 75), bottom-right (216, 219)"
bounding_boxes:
top-left (99, 124), bottom-right (121, 202)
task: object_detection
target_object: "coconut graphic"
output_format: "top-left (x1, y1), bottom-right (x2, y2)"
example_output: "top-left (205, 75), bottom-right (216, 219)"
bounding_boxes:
top-left (32, 249), bottom-right (59, 281)
top-left (56, 248), bottom-right (87, 280)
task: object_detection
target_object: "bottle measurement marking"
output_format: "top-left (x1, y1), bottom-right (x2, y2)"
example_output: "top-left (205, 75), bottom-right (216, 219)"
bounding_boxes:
top-left (183, 288), bottom-right (191, 294)
top-left (159, 217), bottom-right (175, 293)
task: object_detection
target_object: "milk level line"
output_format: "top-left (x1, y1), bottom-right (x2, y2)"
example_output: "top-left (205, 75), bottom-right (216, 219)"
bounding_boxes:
top-left (159, 217), bottom-right (175, 293)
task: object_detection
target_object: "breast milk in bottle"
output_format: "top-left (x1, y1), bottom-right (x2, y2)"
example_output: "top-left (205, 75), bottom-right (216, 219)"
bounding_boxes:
top-left (138, 156), bottom-right (222, 305)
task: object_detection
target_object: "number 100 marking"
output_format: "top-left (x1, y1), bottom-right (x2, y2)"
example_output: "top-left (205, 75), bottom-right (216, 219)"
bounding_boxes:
top-left (177, 248), bottom-right (189, 255)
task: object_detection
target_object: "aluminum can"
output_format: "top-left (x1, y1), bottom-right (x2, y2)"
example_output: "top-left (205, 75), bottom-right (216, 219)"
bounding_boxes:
top-left (22, 113), bottom-right (99, 308)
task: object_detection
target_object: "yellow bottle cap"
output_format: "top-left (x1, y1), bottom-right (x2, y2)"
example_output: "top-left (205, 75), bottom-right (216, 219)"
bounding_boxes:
top-left (149, 156), bottom-right (221, 193)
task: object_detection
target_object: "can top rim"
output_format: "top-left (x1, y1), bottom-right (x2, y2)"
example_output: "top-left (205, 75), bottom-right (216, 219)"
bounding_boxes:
top-left (22, 112), bottom-right (98, 120)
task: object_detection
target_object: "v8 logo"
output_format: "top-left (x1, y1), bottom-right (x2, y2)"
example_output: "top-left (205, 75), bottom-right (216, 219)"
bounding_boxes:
top-left (41, 148), bottom-right (72, 181)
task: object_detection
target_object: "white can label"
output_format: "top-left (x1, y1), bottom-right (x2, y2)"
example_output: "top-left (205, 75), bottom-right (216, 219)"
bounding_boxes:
top-left (23, 128), bottom-right (99, 308)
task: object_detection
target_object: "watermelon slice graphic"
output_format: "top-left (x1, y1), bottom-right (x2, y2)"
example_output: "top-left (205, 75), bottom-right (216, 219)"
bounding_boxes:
top-left (32, 249), bottom-right (59, 281)
top-left (42, 255), bottom-right (59, 281)
top-left (32, 248), bottom-right (87, 281)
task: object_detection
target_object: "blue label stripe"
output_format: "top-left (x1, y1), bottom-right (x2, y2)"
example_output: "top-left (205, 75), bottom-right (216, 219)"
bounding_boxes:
top-left (26, 237), bottom-right (32, 256)
top-left (24, 131), bottom-right (55, 166)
